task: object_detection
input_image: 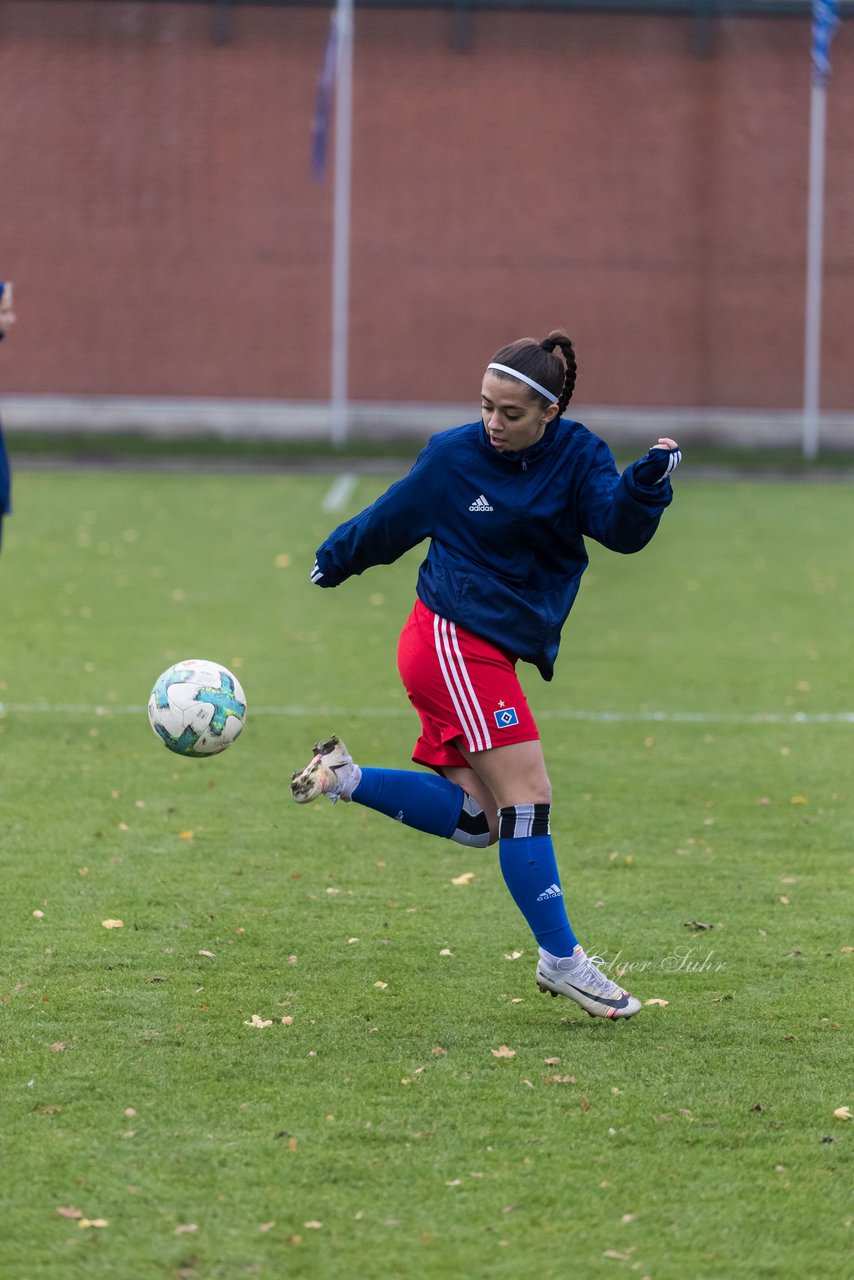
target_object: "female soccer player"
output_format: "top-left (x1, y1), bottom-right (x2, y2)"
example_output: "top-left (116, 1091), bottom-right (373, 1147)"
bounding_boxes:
top-left (291, 331), bottom-right (680, 1019)
top-left (0, 280), bottom-right (15, 550)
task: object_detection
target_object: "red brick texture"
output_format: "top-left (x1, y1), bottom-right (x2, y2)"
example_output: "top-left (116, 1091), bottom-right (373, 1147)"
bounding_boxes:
top-left (0, 2), bottom-right (850, 409)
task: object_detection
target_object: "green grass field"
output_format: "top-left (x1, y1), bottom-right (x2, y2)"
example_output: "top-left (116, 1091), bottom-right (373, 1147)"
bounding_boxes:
top-left (1, 466), bottom-right (852, 1279)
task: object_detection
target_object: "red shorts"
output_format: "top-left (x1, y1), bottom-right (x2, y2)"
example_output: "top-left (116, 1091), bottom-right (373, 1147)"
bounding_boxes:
top-left (397, 598), bottom-right (540, 770)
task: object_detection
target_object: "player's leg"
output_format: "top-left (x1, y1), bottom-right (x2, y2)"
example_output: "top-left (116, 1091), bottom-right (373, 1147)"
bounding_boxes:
top-left (290, 603), bottom-right (508, 846)
top-left (290, 734), bottom-right (492, 847)
top-left (461, 738), bottom-right (641, 1019)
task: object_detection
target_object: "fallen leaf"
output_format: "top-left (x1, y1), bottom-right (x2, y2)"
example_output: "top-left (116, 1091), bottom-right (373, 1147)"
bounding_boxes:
top-left (621, 1213), bottom-right (637, 1224)
top-left (374, 981), bottom-right (388, 990)
top-left (259, 1221), bottom-right (276, 1232)
top-left (431, 1046), bottom-right (447, 1056)
top-left (286, 1234), bottom-right (302, 1244)
top-left (78, 1219), bottom-right (109, 1230)
top-left (504, 950), bottom-right (523, 960)
top-left (198, 950), bottom-right (216, 958)
top-left (101, 919), bottom-right (124, 929)
top-left (446, 1179), bottom-right (462, 1187)
top-left (451, 872), bottom-right (475, 886)
top-left (644, 998), bottom-right (669, 1007)
top-left (288, 1136), bottom-right (298, 1152)
top-left (178, 830), bottom-right (194, 839)
top-left (174, 1223), bottom-right (198, 1235)
top-left (684, 920), bottom-right (712, 931)
top-left (581, 1096), bottom-right (590, 1112)
top-left (491, 1045), bottom-right (516, 1058)
top-left (56, 1206), bottom-right (83, 1219)
top-left (841, 946), bottom-right (854, 954)
top-left (243, 1015), bottom-right (273, 1028)
top-left (281, 1015), bottom-right (294, 1025)
top-left (123, 1107), bottom-right (137, 1118)
top-left (603, 1249), bottom-right (634, 1261)
top-left (779, 896), bottom-right (791, 906)
top-left (439, 948), bottom-right (453, 956)
top-left (33, 909), bottom-right (45, 919)
top-left (50, 1042), bottom-right (68, 1052)
top-left (546, 1075), bottom-right (577, 1085)
top-left (544, 1057), bottom-right (560, 1065)
top-left (834, 1106), bottom-right (852, 1121)
top-left (790, 796), bottom-right (809, 805)
top-left (304, 1220), bottom-right (323, 1229)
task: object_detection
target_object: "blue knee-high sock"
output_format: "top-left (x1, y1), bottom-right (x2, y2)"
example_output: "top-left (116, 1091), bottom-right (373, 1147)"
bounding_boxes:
top-left (352, 768), bottom-right (464, 839)
top-left (498, 804), bottom-right (578, 957)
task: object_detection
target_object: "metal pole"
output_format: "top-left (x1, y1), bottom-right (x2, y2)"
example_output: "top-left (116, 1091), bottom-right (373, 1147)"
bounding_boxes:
top-left (802, 76), bottom-right (827, 461)
top-left (330, 0), bottom-right (354, 447)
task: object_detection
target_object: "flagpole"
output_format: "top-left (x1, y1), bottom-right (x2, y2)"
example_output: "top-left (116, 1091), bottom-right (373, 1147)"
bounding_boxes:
top-left (802, 75), bottom-right (826, 461)
top-left (802, 0), bottom-right (839, 461)
top-left (330, 0), bottom-right (354, 447)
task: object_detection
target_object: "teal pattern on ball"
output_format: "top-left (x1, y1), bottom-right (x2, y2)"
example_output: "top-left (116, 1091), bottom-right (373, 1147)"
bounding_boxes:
top-left (201, 671), bottom-right (246, 733)
top-left (154, 721), bottom-right (203, 756)
top-left (152, 665), bottom-right (195, 709)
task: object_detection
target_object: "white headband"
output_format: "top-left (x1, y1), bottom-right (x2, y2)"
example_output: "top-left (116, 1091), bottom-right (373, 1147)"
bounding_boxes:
top-left (486, 362), bottom-right (558, 405)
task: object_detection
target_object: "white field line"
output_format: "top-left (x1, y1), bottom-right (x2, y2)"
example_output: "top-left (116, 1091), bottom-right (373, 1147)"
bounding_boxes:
top-left (1, 703), bottom-right (854, 726)
top-left (321, 473), bottom-right (357, 512)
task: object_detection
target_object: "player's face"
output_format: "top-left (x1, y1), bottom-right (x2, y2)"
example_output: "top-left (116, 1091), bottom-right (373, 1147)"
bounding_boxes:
top-left (0, 284), bottom-right (15, 335)
top-left (480, 371), bottom-right (558, 453)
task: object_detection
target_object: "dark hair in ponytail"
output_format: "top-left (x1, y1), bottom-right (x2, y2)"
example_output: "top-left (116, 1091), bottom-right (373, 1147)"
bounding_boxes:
top-left (488, 330), bottom-right (577, 416)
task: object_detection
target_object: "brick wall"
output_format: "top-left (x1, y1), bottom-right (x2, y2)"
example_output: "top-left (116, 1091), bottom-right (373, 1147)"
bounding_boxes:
top-left (0, 2), bottom-right (850, 409)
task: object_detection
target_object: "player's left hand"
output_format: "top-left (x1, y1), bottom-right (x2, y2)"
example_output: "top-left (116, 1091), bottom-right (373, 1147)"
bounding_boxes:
top-left (633, 437), bottom-right (682, 486)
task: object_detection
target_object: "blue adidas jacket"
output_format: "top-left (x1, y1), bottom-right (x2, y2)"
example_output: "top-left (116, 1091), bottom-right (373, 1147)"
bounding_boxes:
top-left (314, 418), bottom-right (674, 680)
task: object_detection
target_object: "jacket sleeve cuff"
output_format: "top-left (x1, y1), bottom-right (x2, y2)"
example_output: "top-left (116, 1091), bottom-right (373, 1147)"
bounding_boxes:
top-left (622, 462), bottom-right (674, 508)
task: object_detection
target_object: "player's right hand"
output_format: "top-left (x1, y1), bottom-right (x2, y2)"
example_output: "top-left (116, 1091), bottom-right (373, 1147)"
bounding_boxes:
top-left (633, 439), bottom-right (682, 486)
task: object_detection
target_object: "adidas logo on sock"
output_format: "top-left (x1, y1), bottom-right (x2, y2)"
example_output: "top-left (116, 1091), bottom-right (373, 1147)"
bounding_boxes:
top-left (469, 494), bottom-right (493, 512)
top-left (536, 883), bottom-right (563, 901)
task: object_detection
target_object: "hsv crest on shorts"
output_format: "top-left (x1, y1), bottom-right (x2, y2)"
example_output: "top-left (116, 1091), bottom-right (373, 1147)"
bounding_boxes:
top-left (493, 706), bottom-right (519, 728)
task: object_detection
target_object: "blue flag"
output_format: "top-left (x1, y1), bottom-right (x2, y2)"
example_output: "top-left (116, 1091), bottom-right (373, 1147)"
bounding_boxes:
top-left (812, 0), bottom-right (840, 86)
top-left (312, 16), bottom-right (337, 180)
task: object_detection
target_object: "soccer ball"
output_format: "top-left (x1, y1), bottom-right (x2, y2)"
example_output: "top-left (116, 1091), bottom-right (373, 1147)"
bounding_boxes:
top-left (148, 658), bottom-right (247, 757)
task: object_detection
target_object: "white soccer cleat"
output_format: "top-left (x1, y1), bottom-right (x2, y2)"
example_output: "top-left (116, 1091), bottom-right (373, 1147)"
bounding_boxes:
top-left (290, 735), bottom-right (362, 805)
top-left (536, 945), bottom-right (642, 1019)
